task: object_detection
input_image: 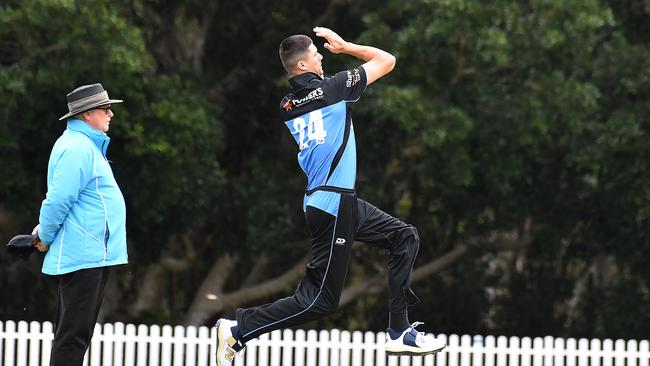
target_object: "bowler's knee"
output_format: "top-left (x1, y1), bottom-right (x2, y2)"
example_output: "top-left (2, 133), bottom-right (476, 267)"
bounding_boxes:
top-left (393, 225), bottom-right (419, 253)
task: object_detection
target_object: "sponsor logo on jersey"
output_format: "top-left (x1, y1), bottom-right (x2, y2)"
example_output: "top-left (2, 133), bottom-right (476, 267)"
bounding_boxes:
top-left (291, 87), bottom-right (324, 107)
top-left (346, 69), bottom-right (361, 87)
top-left (283, 99), bottom-right (293, 110)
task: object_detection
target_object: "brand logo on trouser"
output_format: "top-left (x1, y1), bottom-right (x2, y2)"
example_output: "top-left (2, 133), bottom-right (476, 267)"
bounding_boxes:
top-left (335, 238), bottom-right (346, 245)
top-left (226, 337), bottom-right (237, 361)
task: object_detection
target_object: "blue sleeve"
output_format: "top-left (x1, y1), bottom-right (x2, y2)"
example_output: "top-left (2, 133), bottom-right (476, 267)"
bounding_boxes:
top-left (38, 143), bottom-right (94, 244)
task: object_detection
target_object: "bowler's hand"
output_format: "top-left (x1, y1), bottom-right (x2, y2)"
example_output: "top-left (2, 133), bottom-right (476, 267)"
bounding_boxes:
top-left (31, 224), bottom-right (48, 252)
top-left (314, 27), bottom-right (348, 54)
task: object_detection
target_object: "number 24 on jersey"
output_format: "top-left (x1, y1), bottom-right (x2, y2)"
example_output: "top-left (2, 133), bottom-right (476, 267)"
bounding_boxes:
top-left (293, 110), bottom-right (327, 150)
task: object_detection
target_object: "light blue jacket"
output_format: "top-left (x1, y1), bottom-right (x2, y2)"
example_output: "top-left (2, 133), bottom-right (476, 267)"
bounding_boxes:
top-left (39, 119), bottom-right (128, 275)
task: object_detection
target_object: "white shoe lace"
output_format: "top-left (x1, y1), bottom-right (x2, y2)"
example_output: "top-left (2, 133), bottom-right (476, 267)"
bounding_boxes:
top-left (409, 321), bottom-right (429, 344)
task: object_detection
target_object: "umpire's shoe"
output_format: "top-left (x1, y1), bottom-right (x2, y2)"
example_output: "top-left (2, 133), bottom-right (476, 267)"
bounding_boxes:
top-left (385, 322), bottom-right (446, 356)
top-left (215, 319), bottom-right (244, 366)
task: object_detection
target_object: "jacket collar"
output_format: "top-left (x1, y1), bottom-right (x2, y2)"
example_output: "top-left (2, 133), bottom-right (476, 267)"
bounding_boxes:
top-left (66, 119), bottom-right (111, 156)
top-left (288, 72), bottom-right (322, 90)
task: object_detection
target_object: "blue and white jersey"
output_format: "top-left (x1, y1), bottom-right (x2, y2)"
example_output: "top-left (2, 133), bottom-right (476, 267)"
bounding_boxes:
top-left (280, 68), bottom-right (367, 216)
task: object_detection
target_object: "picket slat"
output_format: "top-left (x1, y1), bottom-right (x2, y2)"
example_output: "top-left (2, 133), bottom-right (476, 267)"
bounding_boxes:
top-left (103, 323), bottom-right (115, 366)
top-left (28, 321), bottom-right (41, 366)
top-left (330, 329), bottom-right (340, 366)
top-left (160, 325), bottom-right (173, 366)
top-left (566, 338), bottom-right (577, 366)
top-left (282, 328), bottom-right (294, 366)
top-left (351, 331), bottom-right (363, 366)
top-left (124, 324), bottom-right (136, 366)
top-left (1, 320), bottom-right (649, 366)
top-left (113, 323), bottom-right (125, 366)
top-left (259, 332), bottom-right (270, 366)
top-left (362, 331), bottom-right (374, 366)
top-left (41, 322), bottom-right (53, 366)
top-left (376, 332), bottom-right (387, 366)
top-left (270, 330), bottom-right (282, 366)
top-left (640, 340), bottom-right (650, 366)
top-left (5, 320), bottom-right (16, 366)
top-left (306, 330), bottom-right (318, 366)
top-left (17, 321), bottom-right (29, 366)
top-left (184, 326), bottom-right (197, 366)
top-left (294, 329), bottom-right (306, 366)
top-left (197, 326), bottom-right (210, 366)
top-left (173, 325), bottom-right (185, 366)
top-left (318, 329), bottom-right (330, 366)
top-left (149, 325), bottom-right (162, 366)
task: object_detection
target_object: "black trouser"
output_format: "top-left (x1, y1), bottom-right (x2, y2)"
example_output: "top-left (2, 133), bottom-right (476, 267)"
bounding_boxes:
top-left (49, 267), bottom-right (110, 366)
top-left (236, 193), bottom-right (420, 342)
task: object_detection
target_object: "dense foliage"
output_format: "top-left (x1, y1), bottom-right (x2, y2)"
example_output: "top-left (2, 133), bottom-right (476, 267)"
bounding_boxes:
top-left (1, 0), bottom-right (649, 339)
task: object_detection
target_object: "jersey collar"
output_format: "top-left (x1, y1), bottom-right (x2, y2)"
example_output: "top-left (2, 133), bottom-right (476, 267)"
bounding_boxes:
top-left (288, 72), bottom-right (322, 90)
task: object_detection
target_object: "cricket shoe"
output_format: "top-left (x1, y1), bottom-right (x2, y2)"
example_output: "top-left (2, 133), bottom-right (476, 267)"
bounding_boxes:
top-left (215, 319), bottom-right (244, 366)
top-left (385, 322), bottom-right (446, 356)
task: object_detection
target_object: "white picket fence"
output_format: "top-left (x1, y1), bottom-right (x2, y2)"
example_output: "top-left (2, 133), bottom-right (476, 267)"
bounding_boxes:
top-left (1, 320), bottom-right (649, 366)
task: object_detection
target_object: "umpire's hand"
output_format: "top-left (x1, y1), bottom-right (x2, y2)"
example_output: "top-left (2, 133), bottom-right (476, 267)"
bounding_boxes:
top-left (31, 224), bottom-right (48, 252)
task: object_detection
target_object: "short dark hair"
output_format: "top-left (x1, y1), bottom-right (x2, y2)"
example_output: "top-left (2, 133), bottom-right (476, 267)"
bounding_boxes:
top-left (279, 35), bottom-right (313, 73)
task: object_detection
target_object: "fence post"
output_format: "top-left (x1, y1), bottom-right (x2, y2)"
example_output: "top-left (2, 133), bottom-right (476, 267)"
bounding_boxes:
top-left (614, 339), bottom-right (626, 366)
top-left (496, 335), bottom-right (508, 366)
top-left (85, 323), bottom-right (100, 366)
top-left (318, 329), bottom-right (330, 366)
top-left (509, 336), bottom-right (521, 366)
top-left (603, 338), bottom-right (614, 366)
top-left (124, 324), bottom-right (137, 366)
top-left (338, 330), bottom-right (351, 366)
top-left (160, 325), bottom-right (173, 366)
top-left (554, 337), bottom-right (565, 366)
top-left (566, 338), bottom-right (577, 366)
top-left (306, 329), bottom-right (318, 366)
top-left (113, 322), bottom-right (125, 366)
top-left (362, 331), bottom-right (374, 366)
top-left (28, 321), bottom-right (41, 366)
top-left (245, 336), bottom-right (258, 366)
top-left (294, 329), bottom-right (306, 366)
top-left (184, 326), bottom-right (197, 366)
top-left (591, 339), bottom-right (602, 366)
top-left (351, 331), bottom-right (363, 366)
top-left (282, 328), bottom-right (295, 366)
top-left (17, 321), bottom-right (28, 366)
top-left (0, 321), bottom-right (3, 366)
top-left (4, 320), bottom-right (16, 366)
top-left (329, 329), bottom-right (340, 366)
top-left (270, 329), bottom-right (283, 366)
top-left (640, 340), bottom-right (649, 366)
top-left (136, 324), bottom-right (149, 366)
top-left (543, 336), bottom-right (554, 366)
top-left (258, 332), bottom-right (270, 366)
top-left (471, 335), bottom-right (483, 366)
top-left (173, 325), bottom-right (186, 366)
top-left (623, 340), bottom-right (637, 366)
top-left (103, 323), bottom-right (115, 366)
top-left (209, 326), bottom-right (217, 366)
top-left (41, 322), bottom-right (53, 366)
top-left (197, 326), bottom-right (210, 366)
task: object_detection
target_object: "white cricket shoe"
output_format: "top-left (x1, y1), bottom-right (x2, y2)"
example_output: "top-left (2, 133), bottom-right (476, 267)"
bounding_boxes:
top-left (385, 322), bottom-right (446, 356)
top-left (215, 319), bottom-right (244, 366)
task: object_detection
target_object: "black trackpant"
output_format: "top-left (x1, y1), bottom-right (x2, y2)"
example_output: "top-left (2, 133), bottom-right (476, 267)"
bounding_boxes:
top-left (235, 193), bottom-right (420, 342)
top-left (49, 267), bottom-right (110, 366)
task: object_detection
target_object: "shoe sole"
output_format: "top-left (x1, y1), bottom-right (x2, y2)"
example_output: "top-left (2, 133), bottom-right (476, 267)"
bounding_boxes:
top-left (386, 345), bottom-right (446, 356)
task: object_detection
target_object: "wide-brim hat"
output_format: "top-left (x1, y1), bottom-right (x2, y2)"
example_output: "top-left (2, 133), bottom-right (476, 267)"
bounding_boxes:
top-left (6, 234), bottom-right (37, 260)
top-left (59, 83), bottom-right (123, 120)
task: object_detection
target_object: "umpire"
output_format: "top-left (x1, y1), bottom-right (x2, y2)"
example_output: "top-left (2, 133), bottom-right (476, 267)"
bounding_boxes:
top-left (32, 83), bottom-right (128, 365)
